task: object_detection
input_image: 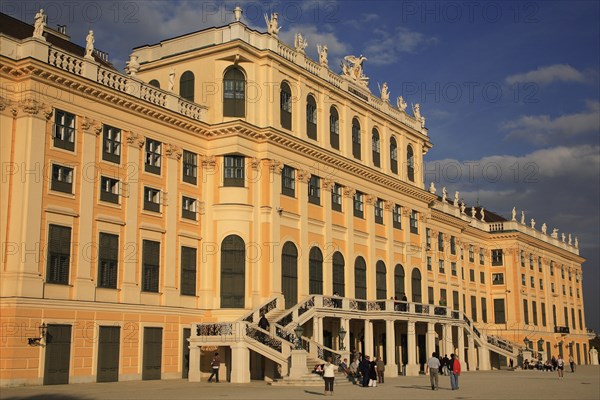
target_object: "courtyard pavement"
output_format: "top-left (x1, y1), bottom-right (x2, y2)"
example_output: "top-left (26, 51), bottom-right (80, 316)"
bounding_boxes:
top-left (1, 366), bottom-right (599, 400)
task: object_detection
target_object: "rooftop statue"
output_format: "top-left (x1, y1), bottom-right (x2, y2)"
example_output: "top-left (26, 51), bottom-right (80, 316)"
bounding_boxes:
top-left (378, 82), bottom-right (390, 102)
top-left (294, 33), bottom-right (308, 53)
top-left (480, 207), bottom-right (485, 222)
top-left (442, 187), bottom-right (447, 203)
top-left (568, 234), bottom-right (572, 245)
top-left (125, 55), bottom-right (140, 76)
top-left (551, 228), bottom-right (558, 239)
top-left (471, 206), bottom-right (476, 218)
top-left (341, 55), bottom-right (369, 87)
top-left (396, 96), bottom-right (407, 112)
top-left (453, 191), bottom-right (459, 207)
top-left (429, 181), bottom-right (436, 194)
top-left (575, 237), bottom-right (578, 248)
top-left (530, 218), bottom-right (535, 229)
top-left (521, 211), bottom-right (525, 225)
top-left (561, 233), bottom-right (566, 242)
top-left (233, 6), bottom-right (243, 22)
top-left (460, 201), bottom-right (466, 215)
top-left (511, 207), bottom-right (516, 221)
top-left (85, 30), bottom-right (95, 59)
top-left (317, 44), bottom-right (328, 67)
top-left (412, 103), bottom-right (426, 128)
top-left (541, 223), bottom-right (547, 234)
top-left (33, 9), bottom-right (47, 39)
top-left (265, 12), bottom-right (281, 37)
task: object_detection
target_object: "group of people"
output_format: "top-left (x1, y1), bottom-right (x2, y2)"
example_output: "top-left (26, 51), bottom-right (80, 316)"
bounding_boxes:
top-left (426, 352), bottom-right (461, 391)
top-left (331, 350), bottom-right (386, 390)
top-left (522, 355), bottom-right (574, 378)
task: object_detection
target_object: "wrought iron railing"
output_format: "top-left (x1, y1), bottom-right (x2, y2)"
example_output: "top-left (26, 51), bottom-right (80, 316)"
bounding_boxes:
top-left (196, 323), bottom-right (233, 336)
top-left (245, 324), bottom-right (282, 353)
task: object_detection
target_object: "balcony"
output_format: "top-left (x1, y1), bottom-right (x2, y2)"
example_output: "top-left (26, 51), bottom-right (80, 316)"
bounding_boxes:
top-left (554, 326), bottom-right (570, 334)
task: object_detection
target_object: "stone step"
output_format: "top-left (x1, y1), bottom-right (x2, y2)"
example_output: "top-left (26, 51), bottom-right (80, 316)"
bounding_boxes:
top-left (269, 373), bottom-right (355, 387)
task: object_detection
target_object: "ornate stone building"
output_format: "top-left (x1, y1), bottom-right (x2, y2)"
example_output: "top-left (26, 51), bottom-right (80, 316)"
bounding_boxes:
top-left (0, 10), bottom-right (591, 386)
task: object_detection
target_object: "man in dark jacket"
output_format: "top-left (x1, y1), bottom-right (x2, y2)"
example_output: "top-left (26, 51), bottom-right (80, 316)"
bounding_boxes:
top-left (360, 355), bottom-right (371, 387)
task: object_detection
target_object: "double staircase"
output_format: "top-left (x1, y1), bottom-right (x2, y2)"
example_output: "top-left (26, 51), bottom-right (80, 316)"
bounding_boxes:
top-left (190, 294), bottom-right (521, 383)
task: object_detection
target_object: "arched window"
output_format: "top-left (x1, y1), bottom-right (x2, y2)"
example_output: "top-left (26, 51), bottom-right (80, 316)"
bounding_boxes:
top-left (332, 251), bottom-right (345, 296)
top-left (223, 67), bottom-right (245, 117)
top-left (149, 79), bottom-right (160, 88)
top-left (390, 136), bottom-right (398, 174)
top-left (281, 242), bottom-right (298, 309)
top-left (411, 268), bottom-right (422, 303)
top-left (354, 256), bottom-right (367, 299)
top-left (376, 260), bottom-right (386, 299)
top-left (394, 264), bottom-right (405, 299)
top-left (407, 145), bottom-right (415, 182)
top-left (179, 71), bottom-right (195, 102)
top-left (309, 247), bottom-right (323, 295)
top-left (352, 118), bottom-right (361, 160)
top-left (306, 95), bottom-right (317, 140)
top-left (330, 106), bottom-right (339, 149)
top-left (372, 128), bottom-right (380, 167)
top-left (280, 81), bottom-right (292, 130)
top-left (220, 235), bottom-right (245, 308)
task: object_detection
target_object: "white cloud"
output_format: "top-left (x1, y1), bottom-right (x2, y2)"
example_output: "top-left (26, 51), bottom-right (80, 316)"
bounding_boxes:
top-left (363, 27), bottom-right (439, 66)
top-left (502, 101), bottom-right (600, 145)
top-left (505, 64), bottom-right (586, 86)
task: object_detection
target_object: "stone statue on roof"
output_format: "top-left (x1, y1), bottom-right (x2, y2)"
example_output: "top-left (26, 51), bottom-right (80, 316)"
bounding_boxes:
top-left (575, 237), bottom-right (578, 248)
top-left (541, 223), bottom-right (547, 234)
top-left (317, 44), bottom-right (328, 67)
top-left (520, 211), bottom-right (525, 225)
top-left (294, 33), bottom-right (308, 53)
top-left (568, 234), bottom-right (572, 245)
top-left (561, 233), bottom-right (566, 242)
top-left (511, 207), bottom-right (516, 221)
top-left (33, 9), bottom-right (47, 39)
top-left (429, 181), bottom-right (436, 194)
top-left (460, 201), bottom-right (466, 215)
top-left (85, 30), bottom-right (95, 59)
top-left (341, 55), bottom-right (369, 87)
top-left (480, 207), bottom-right (485, 222)
top-left (412, 103), bottom-right (425, 128)
top-left (471, 206), bottom-right (476, 218)
top-left (378, 82), bottom-right (390, 102)
top-left (397, 96), bottom-right (407, 112)
top-left (551, 228), bottom-right (558, 239)
top-left (453, 191), bottom-right (459, 207)
top-left (265, 12), bottom-right (281, 37)
top-left (125, 55), bottom-right (140, 76)
top-left (442, 187), bottom-right (447, 203)
top-left (530, 218), bottom-right (535, 229)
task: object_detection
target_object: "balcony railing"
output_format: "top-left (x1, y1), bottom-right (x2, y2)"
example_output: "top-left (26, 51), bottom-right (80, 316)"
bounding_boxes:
top-left (554, 326), bottom-right (570, 334)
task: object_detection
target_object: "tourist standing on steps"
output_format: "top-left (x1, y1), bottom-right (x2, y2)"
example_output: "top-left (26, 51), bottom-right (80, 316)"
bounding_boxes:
top-left (208, 352), bottom-right (220, 383)
top-left (258, 313), bottom-right (269, 331)
top-left (323, 356), bottom-right (336, 396)
top-left (449, 353), bottom-right (461, 390)
top-left (425, 352), bottom-right (441, 391)
top-left (557, 355), bottom-right (565, 379)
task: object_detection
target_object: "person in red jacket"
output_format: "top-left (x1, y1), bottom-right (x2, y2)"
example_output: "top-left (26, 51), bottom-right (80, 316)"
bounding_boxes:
top-left (449, 353), bottom-right (461, 390)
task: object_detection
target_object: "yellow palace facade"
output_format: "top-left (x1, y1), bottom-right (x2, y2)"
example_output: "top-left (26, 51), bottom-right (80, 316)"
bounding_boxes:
top-left (0, 10), bottom-right (592, 386)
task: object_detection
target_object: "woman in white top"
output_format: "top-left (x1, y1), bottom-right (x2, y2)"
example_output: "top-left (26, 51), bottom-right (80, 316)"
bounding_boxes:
top-left (323, 357), bottom-right (336, 396)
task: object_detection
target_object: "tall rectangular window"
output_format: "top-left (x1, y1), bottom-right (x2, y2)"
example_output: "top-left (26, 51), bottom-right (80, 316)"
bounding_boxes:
top-left (469, 245), bottom-right (474, 262)
top-left (520, 250), bottom-right (525, 267)
top-left (438, 233), bottom-right (444, 252)
top-left (529, 254), bottom-right (534, 270)
top-left (353, 191), bottom-right (364, 218)
top-left (102, 125), bottom-right (121, 164)
top-left (426, 228), bottom-right (431, 250)
top-left (428, 287), bottom-right (434, 305)
top-left (471, 295), bottom-right (477, 322)
top-left (145, 139), bottom-right (162, 174)
top-left (523, 300), bottom-right (529, 324)
top-left (308, 175), bottom-right (321, 205)
top-left (282, 165), bottom-right (295, 197)
top-left (100, 176), bottom-right (119, 204)
top-left (564, 307), bottom-right (569, 328)
top-left (539, 279), bottom-right (544, 289)
top-left (450, 236), bottom-right (456, 255)
top-left (331, 183), bottom-right (342, 211)
top-left (393, 204), bottom-right (402, 229)
top-left (481, 298), bottom-right (488, 323)
top-left (578, 310), bottom-right (583, 331)
top-left (182, 150), bottom-right (197, 184)
top-left (180, 246), bottom-right (197, 296)
top-left (494, 298), bottom-right (506, 324)
top-left (53, 109), bottom-right (75, 151)
top-left (47, 225), bottom-right (71, 284)
top-left (492, 273), bottom-right (504, 285)
top-left (427, 256), bottom-right (432, 271)
top-left (479, 248), bottom-right (484, 265)
top-left (480, 271), bottom-right (485, 284)
top-left (98, 233), bottom-right (118, 289)
top-left (182, 196), bottom-right (197, 220)
top-left (142, 240), bottom-right (160, 292)
top-left (144, 187), bottom-right (161, 213)
top-left (451, 262), bottom-right (457, 276)
top-left (530, 276), bottom-right (535, 288)
top-left (410, 210), bottom-right (418, 234)
top-left (224, 155), bottom-right (245, 187)
top-left (532, 301), bottom-right (538, 325)
top-left (469, 269), bottom-right (475, 282)
top-left (374, 198), bottom-right (383, 224)
top-left (439, 260), bottom-right (445, 273)
top-left (538, 257), bottom-right (543, 272)
top-left (491, 249), bottom-right (503, 266)
top-left (541, 303), bottom-right (547, 326)
top-left (51, 164), bottom-right (73, 194)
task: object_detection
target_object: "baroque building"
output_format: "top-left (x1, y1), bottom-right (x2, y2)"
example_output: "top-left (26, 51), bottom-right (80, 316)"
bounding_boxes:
top-left (0, 10), bottom-right (592, 386)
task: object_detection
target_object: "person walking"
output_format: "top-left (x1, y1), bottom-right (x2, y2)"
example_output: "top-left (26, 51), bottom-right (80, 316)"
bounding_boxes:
top-left (207, 352), bottom-right (220, 383)
top-left (376, 356), bottom-right (385, 384)
top-left (368, 356), bottom-right (378, 387)
top-left (426, 352), bottom-right (441, 391)
top-left (442, 354), bottom-right (450, 375)
top-left (323, 356), bottom-right (336, 396)
top-left (557, 355), bottom-right (565, 379)
top-left (569, 355), bottom-right (575, 373)
top-left (449, 353), bottom-right (461, 390)
top-left (360, 355), bottom-right (371, 387)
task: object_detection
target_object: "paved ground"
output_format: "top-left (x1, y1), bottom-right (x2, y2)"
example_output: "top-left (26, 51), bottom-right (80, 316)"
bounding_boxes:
top-left (2, 366), bottom-right (599, 400)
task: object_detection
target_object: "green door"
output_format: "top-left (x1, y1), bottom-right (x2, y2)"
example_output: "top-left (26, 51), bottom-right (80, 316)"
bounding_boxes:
top-left (97, 326), bottom-right (120, 382)
top-left (44, 324), bottom-right (72, 385)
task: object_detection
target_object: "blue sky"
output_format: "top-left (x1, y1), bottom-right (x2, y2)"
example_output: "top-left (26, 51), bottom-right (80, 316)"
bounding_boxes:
top-left (4, 1), bottom-right (599, 332)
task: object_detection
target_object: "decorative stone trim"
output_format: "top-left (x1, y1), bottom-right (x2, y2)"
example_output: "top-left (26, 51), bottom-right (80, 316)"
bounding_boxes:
top-left (165, 143), bottom-right (182, 160)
